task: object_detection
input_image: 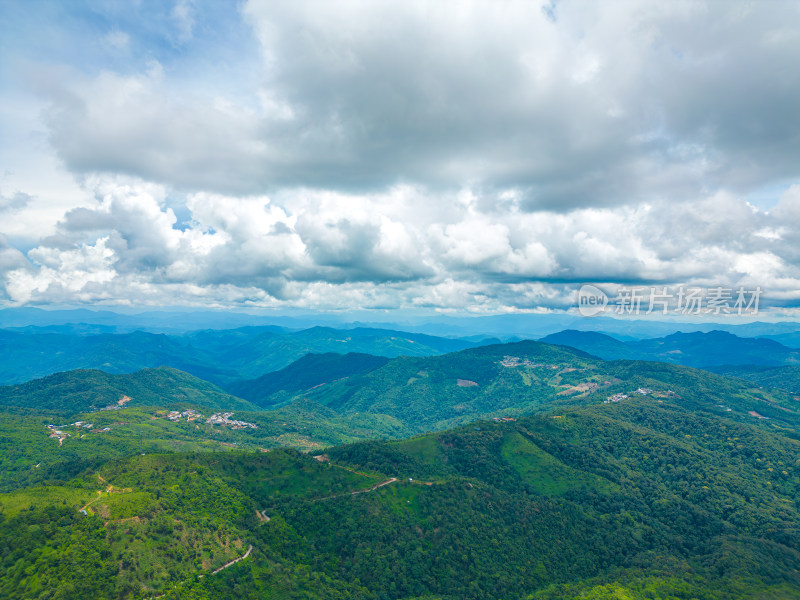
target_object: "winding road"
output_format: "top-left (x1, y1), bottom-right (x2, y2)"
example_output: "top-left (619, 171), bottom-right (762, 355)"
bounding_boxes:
top-left (312, 476), bottom-right (398, 502)
top-left (211, 545), bottom-right (253, 575)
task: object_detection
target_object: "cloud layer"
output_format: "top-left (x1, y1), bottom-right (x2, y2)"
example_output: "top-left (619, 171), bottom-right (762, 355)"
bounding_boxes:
top-left (1, 0), bottom-right (800, 313)
top-left (4, 178), bottom-right (800, 312)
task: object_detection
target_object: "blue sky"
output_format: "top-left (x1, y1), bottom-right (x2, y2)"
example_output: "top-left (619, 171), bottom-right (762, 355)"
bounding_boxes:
top-left (1, 1), bottom-right (800, 317)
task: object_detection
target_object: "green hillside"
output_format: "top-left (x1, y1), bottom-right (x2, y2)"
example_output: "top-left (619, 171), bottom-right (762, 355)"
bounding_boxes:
top-left (227, 352), bottom-right (390, 406)
top-left (0, 399), bottom-right (408, 494)
top-left (3, 341), bottom-right (799, 499)
top-left (284, 341), bottom-right (800, 436)
top-left (542, 329), bottom-right (800, 368)
top-left (0, 326), bottom-right (480, 386)
top-left (294, 340), bottom-right (600, 430)
top-left (2, 392), bottom-right (800, 599)
top-left (2, 339), bottom-right (800, 598)
top-left (711, 364), bottom-right (800, 395)
top-left (0, 367), bottom-right (258, 414)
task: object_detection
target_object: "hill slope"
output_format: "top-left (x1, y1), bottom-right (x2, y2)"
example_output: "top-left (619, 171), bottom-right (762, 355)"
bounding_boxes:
top-left (2, 392), bottom-right (800, 599)
top-left (0, 326), bottom-right (480, 385)
top-left (281, 340), bottom-right (800, 436)
top-left (540, 329), bottom-right (639, 359)
top-left (542, 328), bottom-right (800, 368)
top-left (710, 364), bottom-right (800, 395)
top-left (0, 367), bottom-right (258, 413)
top-left (227, 352), bottom-right (390, 406)
top-left (292, 340), bottom-right (601, 431)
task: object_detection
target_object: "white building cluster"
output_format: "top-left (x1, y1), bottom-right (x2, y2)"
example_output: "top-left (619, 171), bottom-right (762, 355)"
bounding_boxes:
top-left (207, 412), bottom-right (258, 430)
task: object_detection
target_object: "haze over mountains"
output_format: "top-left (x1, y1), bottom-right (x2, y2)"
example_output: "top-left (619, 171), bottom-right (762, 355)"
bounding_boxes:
top-left (0, 324), bottom-right (483, 386)
top-left (3, 308), bottom-right (800, 387)
top-left (3, 329), bottom-right (800, 444)
top-left (4, 306), bottom-right (800, 341)
top-left (542, 329), bottom-right (800, 368)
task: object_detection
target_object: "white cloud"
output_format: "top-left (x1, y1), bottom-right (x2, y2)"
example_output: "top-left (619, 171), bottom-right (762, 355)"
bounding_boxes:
top-left (0, 176), bottom-right (797, 311)
top-left (6, 236), bottom-right (117, 304)
top-left (2, 1), bottom-right (800, 312)
top-left (18, 0), bottom-right (796, 209)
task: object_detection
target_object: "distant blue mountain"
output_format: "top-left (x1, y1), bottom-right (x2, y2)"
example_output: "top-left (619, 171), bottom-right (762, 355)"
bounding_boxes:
top-left (3, 306), bottom-right (800, 340)
top-left (0, 325), bottom-right (483, 386)
top-left (540, 330), bottom-right (639, 359)
top-left (541, 329), bottom-right (800, 368)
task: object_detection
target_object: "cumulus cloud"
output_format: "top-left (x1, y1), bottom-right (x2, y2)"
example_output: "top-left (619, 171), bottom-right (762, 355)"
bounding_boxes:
top-left (0, 235), bottom-right (30, 301)
top-left (2, 1), bottom-right (800, 313)
top-left (1, 177), bottom-right (798, 311)
top-left (0, 191), bottom-right (32, 212)
top-left (28, 0), bottom-right (800, 209)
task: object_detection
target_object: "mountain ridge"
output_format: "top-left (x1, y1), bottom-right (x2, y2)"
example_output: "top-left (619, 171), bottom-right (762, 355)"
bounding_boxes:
top-left (0, 366), bottom-right (257, 413)
top-left (541, 328), bottom-right (800, 368)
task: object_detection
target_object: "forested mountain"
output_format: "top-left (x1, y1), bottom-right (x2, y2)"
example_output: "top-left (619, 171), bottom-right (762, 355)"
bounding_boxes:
top-left (710, 364), bottom-right (800, 394)
top-left (540, 329), bottom-right (640, 359)
top-left (542, 329), bottom-right (800, 368)
top-left (227, 352), bottom-right (391, 406)
top-left (3, 332), bottom-right (800, 598)
top-left (0, 329), bottom-right (235, 385)
top-left (4, 339), bottom-right (799, 448)
top-left (3, 323), bottom-right (798, 390)
top-left (0, 326), bottom-right (480, 385)
top-left (2, 391), bottom-right (800, 599)
top-left (0, 367), bottom-right (258, 413)
top-left (271, 340), bottom-right (800, 435)
top-left (180, 326), bottom-right (479, 382)
top-left (283, 340), bottom-right (603, 432)
top-left (752, 332), bottom-right (800, 349)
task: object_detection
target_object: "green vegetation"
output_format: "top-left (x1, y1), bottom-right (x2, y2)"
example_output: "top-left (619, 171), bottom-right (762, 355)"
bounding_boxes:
top-left (3, 338), bottom-right (800, 498)
top-left (228, 352), bottom-right (390, 406)
top-left (541, 329), bottom-right (800, 369)
top-left (0, 326), bottom-right (478, 386)
top-left (2, 336), bottom-right (800, 598)
top-left (275, 340), bottom-right (800, 438)
top-left (0, 401), bottom-right (409, 494)
top-left (0, 367), bottom-right (258, 413)
top-left (712, 364), bottom-right (800, 395)
top-left (6, 389), bottom-right (799, 598)
top-left (501, 431), bottom-right (618, 495)
top-left (294, 340), bottom-right (604, 432)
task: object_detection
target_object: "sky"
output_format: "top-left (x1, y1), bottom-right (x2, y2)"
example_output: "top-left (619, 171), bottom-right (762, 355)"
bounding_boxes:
top-left (1, 0), bottom-right (800, 317)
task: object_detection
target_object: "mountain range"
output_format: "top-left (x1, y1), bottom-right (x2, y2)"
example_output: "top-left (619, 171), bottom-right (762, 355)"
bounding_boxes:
top-left (0, 325), bottom-right (484, 386)
top-left (5, 306), bottom-right (800, 342)
top-left (3, 322), bottom-right (800, 598)
top-left (3, 365), bottom-right (800, 598)
top-left (541, 329), bottom-right (800, 368)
